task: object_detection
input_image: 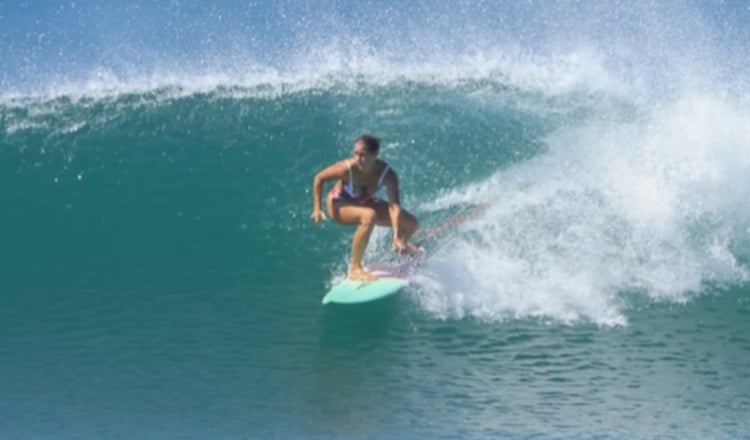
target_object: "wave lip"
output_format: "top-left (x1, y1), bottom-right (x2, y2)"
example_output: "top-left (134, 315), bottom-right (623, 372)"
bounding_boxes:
top-left (2, 45), bottom-right (628, 104)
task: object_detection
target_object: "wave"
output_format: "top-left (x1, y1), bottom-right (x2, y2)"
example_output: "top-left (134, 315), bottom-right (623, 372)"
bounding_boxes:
top-left (3, 0), bottom-right (749, 327)
top-left (414, 92), bottom-right (750, 326)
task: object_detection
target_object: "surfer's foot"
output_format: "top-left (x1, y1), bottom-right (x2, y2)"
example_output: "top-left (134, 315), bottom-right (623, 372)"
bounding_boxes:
top-left (349, 266), bottom-right (377, 281)
top-left (407, 243), bottom-right (425, 255)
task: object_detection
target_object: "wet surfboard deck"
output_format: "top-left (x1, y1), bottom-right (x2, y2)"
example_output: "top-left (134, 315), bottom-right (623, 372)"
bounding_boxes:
top-left (321, 276), bottom-right (408, 304)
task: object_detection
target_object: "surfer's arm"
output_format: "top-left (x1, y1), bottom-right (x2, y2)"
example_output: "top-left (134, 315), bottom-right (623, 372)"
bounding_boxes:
top-left (311, 162), bottom-right (345, 222)
top-left (384, 169), bottom-right (402, 241)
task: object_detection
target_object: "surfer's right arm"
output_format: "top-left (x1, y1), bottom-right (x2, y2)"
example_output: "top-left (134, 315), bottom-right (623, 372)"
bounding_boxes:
top-left (311, 161), bottom-right (346, 224)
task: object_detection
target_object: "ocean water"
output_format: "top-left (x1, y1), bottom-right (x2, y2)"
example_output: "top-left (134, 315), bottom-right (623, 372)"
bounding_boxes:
top-left (2, 1), bottom-right (750, 439)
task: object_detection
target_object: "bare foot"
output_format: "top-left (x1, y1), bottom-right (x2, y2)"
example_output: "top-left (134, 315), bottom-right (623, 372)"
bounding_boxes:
top-left (406, 243), bottom-right (425, 255)
top-left (349, 266), bottom-right (377, 281)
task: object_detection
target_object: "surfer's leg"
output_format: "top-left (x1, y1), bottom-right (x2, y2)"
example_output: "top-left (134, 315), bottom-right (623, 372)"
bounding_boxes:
top-left (349, 208), bottom-right (377, 280)
top-left (398, 209), bottom-right (423, 253)
top-left (398, 209), bottom-right (420, 242)
top-left (371, 202), bottom-right (422, 254)
top-left (327, 197), bottom-right (378, 280)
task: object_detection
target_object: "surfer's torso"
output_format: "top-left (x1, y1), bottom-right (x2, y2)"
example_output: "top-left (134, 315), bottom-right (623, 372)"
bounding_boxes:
top-left (330, 159), bottom-right (390, 205)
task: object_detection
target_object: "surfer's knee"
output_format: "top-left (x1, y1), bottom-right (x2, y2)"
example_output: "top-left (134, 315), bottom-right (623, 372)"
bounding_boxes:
top-left (359, 208), bottom-right (377, 227)
top-left (403, 212), bottom-right (419, 232)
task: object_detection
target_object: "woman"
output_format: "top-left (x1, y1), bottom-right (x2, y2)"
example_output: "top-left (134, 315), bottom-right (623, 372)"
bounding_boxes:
top-left (311, 134), bottom-right (421, 280)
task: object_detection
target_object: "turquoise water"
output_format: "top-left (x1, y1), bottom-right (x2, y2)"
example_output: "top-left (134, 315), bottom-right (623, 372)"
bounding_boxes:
top-left (2, 80), bottom-right (749, 440)
top-left (3, 1), bottom-right (750, 439)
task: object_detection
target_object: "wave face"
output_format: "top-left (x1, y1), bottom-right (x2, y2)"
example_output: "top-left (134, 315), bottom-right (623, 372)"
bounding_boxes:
top-left (2, 1), bottom-right (750, 439)
top-left (4, 67), bottom-right (748, 326)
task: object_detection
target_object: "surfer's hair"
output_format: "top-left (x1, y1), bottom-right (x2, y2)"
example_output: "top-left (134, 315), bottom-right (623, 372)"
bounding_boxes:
top-left (355, 134), bottom-right (381, 154)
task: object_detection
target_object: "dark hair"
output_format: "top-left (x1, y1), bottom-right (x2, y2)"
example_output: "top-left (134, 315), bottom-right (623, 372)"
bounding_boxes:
top-left (355, 134), bottom-right (381, 154)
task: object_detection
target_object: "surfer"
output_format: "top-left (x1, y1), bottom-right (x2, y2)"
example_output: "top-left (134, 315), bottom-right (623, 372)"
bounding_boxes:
top-left (311, 134), bottom-right (421, 281)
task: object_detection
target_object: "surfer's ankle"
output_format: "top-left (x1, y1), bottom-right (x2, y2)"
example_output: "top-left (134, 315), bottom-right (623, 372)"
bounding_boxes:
top-left (349, 266), bottom-right (377, 281)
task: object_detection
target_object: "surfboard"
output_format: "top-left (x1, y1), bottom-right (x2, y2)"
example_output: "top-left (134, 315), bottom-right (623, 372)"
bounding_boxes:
top-left (322, 264), bottom-right (411, 305)
top-left (321, 276), bottom-right (408, 305)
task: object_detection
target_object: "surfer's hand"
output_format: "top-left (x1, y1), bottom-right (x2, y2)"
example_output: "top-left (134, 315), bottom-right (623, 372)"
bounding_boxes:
top-left (392, 240), bottom-right (424, 256)
top-left (310, 209), bottom-right (327, 225)
top-left (391, 240), bottom-right (407, 254)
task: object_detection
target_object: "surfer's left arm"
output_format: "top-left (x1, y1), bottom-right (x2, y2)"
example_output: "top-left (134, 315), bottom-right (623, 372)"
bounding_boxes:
top-left (384, 169), bottom-right (404, 247)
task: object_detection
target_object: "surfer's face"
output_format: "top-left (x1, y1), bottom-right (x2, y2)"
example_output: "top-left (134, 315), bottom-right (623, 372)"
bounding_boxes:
top-left (352, 141), bottom-right (376, 168)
